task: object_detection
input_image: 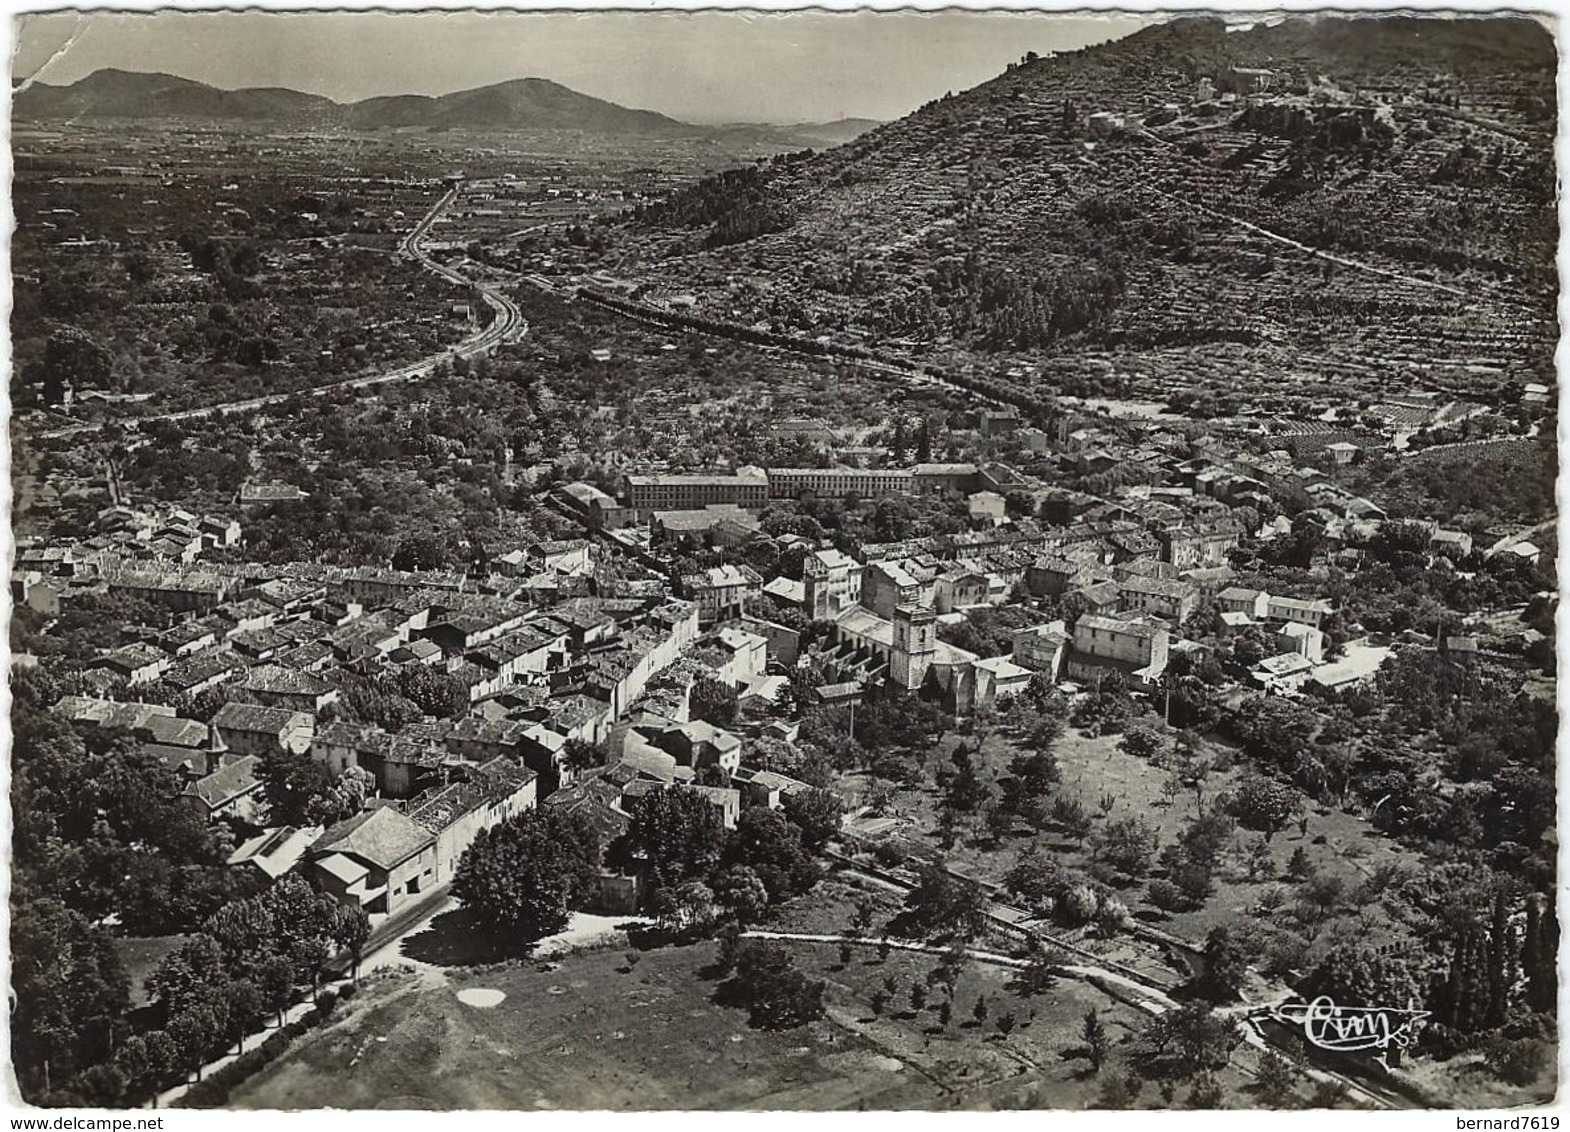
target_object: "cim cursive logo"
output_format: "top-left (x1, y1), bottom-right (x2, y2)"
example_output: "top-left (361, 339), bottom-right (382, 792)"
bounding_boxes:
top-left (1259, 996), bottom-right (1430, 1055)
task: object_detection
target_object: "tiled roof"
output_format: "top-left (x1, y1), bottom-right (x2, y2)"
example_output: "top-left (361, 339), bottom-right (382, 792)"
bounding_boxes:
top-left (316, 807), bottom-right (434, 871)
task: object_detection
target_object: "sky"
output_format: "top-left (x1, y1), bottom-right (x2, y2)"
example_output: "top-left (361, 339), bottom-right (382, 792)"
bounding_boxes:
top-left (10, 9), bottom-right (1149, 124)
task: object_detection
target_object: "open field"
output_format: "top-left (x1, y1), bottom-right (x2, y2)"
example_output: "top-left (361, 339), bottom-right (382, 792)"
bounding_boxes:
top-left (229, 877), bottom-right (1289, 1110)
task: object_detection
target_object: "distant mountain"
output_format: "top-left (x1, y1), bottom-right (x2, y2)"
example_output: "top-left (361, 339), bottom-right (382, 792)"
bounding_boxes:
top-left (13, 68), bottom-right (337, 123)
top-left (14, 69), bottom-right (697, 137)
top-left (342, 77), bottom-right (695, 135)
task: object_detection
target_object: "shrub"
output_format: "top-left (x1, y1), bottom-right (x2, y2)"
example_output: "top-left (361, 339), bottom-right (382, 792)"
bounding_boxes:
top-left (873, 841), bottom-right (908, 867)
top-left (1057, 883), bottom-right (1101, 927)
top-left (1146, 878), bottom-right (1192, 913)
top-left (338, 982), bottom-right (358, 1001)
top-left (1094, 897), bottom-right (1131, 936)
top-left (1484, 1037), bottom-right (1548, 1086)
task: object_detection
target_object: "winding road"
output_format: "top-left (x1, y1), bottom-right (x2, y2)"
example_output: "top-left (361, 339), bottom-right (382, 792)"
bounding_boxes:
top-left (27, 181), bottom-right (526, 442)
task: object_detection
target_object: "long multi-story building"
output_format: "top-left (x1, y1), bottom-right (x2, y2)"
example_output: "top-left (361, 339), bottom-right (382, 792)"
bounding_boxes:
top-left (624, 468), bottom-right (769, 513)
top-left (766, 467), bottom-right (913, 500)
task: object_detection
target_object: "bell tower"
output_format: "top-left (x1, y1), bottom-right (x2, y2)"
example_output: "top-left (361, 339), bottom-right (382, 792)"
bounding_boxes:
top-left (891, 603), bottom-right (937, 691)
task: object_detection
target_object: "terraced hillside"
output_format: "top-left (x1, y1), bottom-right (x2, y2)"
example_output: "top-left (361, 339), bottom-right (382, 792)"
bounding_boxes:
top-left (601, 15), bottom-right (1556, 409)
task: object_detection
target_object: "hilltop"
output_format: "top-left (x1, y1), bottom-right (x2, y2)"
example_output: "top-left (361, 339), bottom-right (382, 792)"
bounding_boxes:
top-left (602, 15), bottom-right (1557, 408)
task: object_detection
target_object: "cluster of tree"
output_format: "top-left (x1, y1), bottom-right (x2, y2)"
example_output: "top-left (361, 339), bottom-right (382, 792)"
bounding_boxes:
top-left (333, 664), bottom-right (471, 731)
top-left (12, 676), bottom-right (245, 936)
top-left (610, 786), bottom-right (843, 915)
top-left (15, 872), bottom-right (367, 1107)
top-left (454, 807), bottom-right (604, 942)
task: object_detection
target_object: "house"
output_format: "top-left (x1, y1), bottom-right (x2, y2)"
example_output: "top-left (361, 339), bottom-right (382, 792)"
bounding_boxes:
top-left (730, 766), bottom-right (813, 810)
top-left (681, 564), bottom-right (763, 625)
top-left (654, 719), bottom-right (743, 776)
top-left (1429, 528), bottom-right (1474, 559)
top-left (1012, 622), bottom-right (1069, 680)
top-left (182, 756), bottom-right (263, 823)
top-left (621, 779), bottom-right (741, 829)
top-left (972, 656), bottom-right (1034, 710)
top-left (93, 643), bottom-right (171, 686)
top-left (212, 702), bottom-right (315, 756)
top-left (1118, 575), bottom-right (1199, 624)
top-left (803, 548), bottom-right (864, 622)
top-left (310, 807), bottom-right (440, 918)
top-left (1159, 526), bottom-right (1239, 571)
top-left (859, 559), bottom-right (928, 618)
top-left (227, 825), bottom-right (320, 880)
top-left (1252, 652), bottom-right (1316, 693)
top-left (1265, 596), bottom-right (1334, 629)
top-left (239, 664), bottom-right (340, 712)
top-left (1063, 613), bottom-right (1169, 686)
top-left (405, 759), bottom-right (539, 887)
top-left (1217, 586), bottom-right (1271, 620)
top-left (1275, 621), bottom-right (1326, 664)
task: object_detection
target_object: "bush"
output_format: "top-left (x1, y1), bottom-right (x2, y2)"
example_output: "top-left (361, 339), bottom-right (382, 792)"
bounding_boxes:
top-left (1094, 897), bottom-right (1131, 936)
top-left (1484, 1037), bottom-right (1548, 1086)
top-left (338, 982), bottom-right (358, 1001)
top-left (314, 989), bottom-right (338, 1013)
top-left (1146, 878), bottom-right (1192, 913)
top-left (873, 841), bottom-right (908, 867)
top-left (1057, 883), bottom-right (1101, 927)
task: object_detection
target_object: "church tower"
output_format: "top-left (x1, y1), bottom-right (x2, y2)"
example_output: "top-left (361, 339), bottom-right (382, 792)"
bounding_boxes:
top-left (890, 604), bottom-right (937, 692)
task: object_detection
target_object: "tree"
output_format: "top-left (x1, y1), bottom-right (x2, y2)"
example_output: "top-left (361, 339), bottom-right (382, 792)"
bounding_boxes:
top-left (999, 747), bottom-right (1060, 826)
top-left (616, 786), bottom-right (727, 891)
top-left (256, 747), bottom-right (333, 827)
top-left (898, 864), bottom-right (988, 942)
top-left (10, 897), bottom-right (130, 1100)
top-left (1094, 815), bottom-right (1158, 879)
top-left (1051, 795), bottom-right (1093, 844)
top-left (1130, 1002), bottom-right (1242, 1083)
top-left (1300, 943), bottom-right (1422, 1014)
top-left (714, 865), bottom-right (769, 926)
top-left (255, 954), bottom-right (296, 1028)
top-left (1197, 926), bottom-right (1249, 1002)
top-left (940, 745), bottom-right (991, 814)
top-left (391, 533), bottom-right (452, 572)
top-left (1004, 845), bottom-right (1061, 912)
top-left (728, 806), bottom-right (821, 902)
top-left (731, 941), bottom-right (826, 1029)
top-left (1185, 1073), bottom-right (1225, 1109)
top-left (689, 676), bottom-right (739, 727)
top-left (1255, 1049), bottom-right (1297, 1108)
top-left (1228, 776), bottom-right (1301, 843)
top-left (782, 787), bottom-right (844, 852)
top-left (1120, 725), bottom-right (1163, 762)
top-left (453, 808), bottom-right (602, 942)
top-left (1083, 1008), bottom-right (1110, 1073)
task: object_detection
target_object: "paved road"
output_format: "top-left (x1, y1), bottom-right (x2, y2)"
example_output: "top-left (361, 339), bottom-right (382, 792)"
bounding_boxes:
top-left (28, 183), bottom-right (526, 442)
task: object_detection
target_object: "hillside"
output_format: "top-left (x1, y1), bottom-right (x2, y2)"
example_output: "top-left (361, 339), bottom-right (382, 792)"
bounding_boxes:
top-left (604, 15), bottom-right (1558, 409)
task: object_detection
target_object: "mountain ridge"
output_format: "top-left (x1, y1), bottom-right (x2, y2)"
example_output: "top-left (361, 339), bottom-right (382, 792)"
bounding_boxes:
top-left (11, 67), bottom-right (884, 144)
